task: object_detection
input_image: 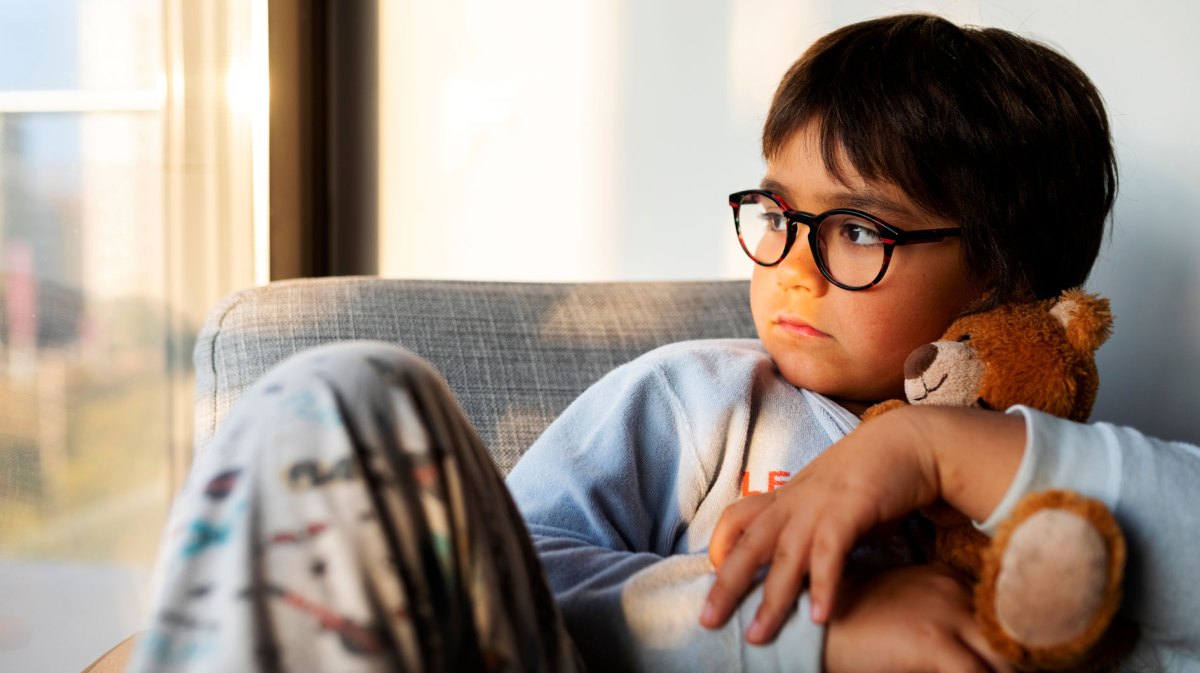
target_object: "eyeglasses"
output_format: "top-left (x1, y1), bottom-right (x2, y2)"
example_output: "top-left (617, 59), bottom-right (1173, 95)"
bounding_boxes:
top-left (729, 189), bottom-right (962, 291)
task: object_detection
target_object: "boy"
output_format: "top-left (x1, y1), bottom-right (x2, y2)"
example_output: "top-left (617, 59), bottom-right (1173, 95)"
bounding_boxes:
top-left (132, 12), bottom-right (1199, 673)
top-left (506, 12), bottom-right (1121, 671)
top-left (533, 14), bottom-right (1199, 672)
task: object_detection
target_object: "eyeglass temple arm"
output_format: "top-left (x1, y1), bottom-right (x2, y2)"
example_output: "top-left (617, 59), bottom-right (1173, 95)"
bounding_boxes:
top-left (896, 227), bottom-right (963, 244)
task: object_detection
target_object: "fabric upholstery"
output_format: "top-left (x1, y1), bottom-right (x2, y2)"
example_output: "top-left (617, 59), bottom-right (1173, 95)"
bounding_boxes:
top-left (193, 277), bottom-right (756, 474)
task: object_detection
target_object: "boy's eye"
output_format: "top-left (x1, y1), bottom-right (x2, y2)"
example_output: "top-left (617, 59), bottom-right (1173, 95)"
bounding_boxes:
top-left (758, 211), bottom-right (789, 233)
top-left (836, 220), bottom-right (883, 247)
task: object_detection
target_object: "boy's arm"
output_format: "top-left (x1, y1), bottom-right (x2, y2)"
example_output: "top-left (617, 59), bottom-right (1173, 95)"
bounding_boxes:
top-left (922, 405), bottom-right (1200, 665)
top-left (706, 403), bottom-right (1200, 665)
top-left (704, 405), bottom-right (1024, 640)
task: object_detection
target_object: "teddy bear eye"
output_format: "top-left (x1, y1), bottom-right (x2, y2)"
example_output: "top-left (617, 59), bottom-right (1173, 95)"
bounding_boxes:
top-left (956, 333), bottom-right (972, 342)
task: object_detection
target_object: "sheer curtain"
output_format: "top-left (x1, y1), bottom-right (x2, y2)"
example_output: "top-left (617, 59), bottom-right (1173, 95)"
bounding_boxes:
top-left (0, 1), bottom-right (263, 670)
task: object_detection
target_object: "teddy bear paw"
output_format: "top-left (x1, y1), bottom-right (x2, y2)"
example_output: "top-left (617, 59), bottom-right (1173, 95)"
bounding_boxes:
top-left (978, 490), bottom-right (1125, 666)
top-left (993, 507), bottom-right (1108, 644)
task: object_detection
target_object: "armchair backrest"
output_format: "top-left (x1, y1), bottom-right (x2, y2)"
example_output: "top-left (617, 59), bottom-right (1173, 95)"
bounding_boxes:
top-left (193, 277), bottom-right (756, 474)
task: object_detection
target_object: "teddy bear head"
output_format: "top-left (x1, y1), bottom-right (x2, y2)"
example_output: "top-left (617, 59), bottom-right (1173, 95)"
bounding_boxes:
top-left (902, 289), bottom-right (1113, 422)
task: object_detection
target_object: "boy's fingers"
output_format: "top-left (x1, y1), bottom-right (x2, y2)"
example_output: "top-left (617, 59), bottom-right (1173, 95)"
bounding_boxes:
top-left (930, 638), bottom-right (993, 673)
top-left (745, 533), bottom-right (812, 643)
top-left (701, 550), bottom-right (765, 628)
top-left (707, 493), bottom-right (773, 568)
top-left (806, 519), bottom-right (855, 623)
top-left (701, 513), bottom-right (783, 628)
top-left (957, 624), bottom-right (1014, 673)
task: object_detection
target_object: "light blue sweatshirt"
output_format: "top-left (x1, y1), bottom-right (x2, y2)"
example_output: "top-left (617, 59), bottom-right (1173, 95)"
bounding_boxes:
top-left (506, 339), bottom-right (857, 672)
top-left (507, 339), bottom-right (1200, 672)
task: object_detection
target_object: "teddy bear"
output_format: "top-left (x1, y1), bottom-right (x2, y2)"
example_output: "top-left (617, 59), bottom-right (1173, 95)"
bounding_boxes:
top-left (862, 288), bottom-right (1133, 671)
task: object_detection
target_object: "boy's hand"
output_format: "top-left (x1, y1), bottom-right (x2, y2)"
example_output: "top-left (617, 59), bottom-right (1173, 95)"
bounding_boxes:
top-left (824, 564), bottom-right (1014, 673)
top-left (699, 406), bottom-right (1025, 644)
top-left (700, 408), bottom-right (940, 641)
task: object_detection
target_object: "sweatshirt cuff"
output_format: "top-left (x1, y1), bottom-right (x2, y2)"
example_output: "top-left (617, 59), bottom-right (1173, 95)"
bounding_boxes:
top-left (974, 405), bottom-right (1123, 536)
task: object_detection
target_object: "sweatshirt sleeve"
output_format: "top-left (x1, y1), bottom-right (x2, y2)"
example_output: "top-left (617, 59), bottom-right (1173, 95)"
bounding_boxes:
top-left (977, 406), bottom-right (1200, 666)
top-left (506, 351), bottom-right (826, 673)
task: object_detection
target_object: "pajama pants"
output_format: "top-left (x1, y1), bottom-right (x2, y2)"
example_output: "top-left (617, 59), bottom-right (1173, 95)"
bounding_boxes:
top-left (128, 342), bottom-right (584, 673)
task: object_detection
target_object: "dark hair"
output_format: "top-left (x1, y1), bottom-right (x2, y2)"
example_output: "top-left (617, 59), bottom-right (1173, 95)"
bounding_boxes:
top-left (763, 14), bottom-right (1116, 308)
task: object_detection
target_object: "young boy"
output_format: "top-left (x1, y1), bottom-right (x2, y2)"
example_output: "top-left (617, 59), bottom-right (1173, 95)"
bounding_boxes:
top-left (511, 12), bottom-right (1190, 673)
top-left (130, 12), bottom-right (1199, 673)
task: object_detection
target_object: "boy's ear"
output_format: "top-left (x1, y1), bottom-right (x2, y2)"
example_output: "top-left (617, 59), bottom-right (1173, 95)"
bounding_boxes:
top-left (1048, 288), bottom-right (1114, 354)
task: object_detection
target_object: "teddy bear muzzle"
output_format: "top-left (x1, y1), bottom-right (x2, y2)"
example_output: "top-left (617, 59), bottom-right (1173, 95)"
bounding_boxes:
top-left (903, 341), bottom-right (986, 407)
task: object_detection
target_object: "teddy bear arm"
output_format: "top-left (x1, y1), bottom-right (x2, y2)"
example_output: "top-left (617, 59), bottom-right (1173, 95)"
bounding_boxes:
top-left (860, 398), bottom-right (908, 421)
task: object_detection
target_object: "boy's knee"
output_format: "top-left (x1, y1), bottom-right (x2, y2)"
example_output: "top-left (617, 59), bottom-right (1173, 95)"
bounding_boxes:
top-left (300, 340), bottom-right (435, 372)
top-left (258, 341), bottom-right (448, 396)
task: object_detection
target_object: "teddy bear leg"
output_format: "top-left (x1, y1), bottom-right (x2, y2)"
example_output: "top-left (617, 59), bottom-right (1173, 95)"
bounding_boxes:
top-left (976, 490), bottom-right (1125, 670)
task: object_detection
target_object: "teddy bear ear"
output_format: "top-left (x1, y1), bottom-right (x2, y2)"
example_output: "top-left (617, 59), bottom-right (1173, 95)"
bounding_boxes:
top-left (1048, 288), bottom-right (1114, 353)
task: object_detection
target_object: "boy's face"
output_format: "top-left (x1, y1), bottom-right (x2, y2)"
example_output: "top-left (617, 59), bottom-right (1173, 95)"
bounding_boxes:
top-left (750, 125), bottom-right (980, 412)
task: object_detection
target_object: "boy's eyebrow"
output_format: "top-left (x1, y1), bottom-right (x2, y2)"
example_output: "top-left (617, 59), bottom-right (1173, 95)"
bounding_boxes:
top-left (823, 190), bottom-right (921, 222)
top-left (759, 178), bottom-right (797, 205)
top-left (759, 178), bottom-right (922, 223)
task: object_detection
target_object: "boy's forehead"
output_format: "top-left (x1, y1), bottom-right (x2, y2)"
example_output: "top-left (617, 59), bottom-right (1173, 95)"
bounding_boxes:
top-left (763, 126), bottom-right (941, 226)
top-left (758, 175), bottom-right (926, 225)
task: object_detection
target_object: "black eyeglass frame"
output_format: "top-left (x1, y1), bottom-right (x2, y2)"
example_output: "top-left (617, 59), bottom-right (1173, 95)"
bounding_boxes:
top-left (729, 189), bottom-right (963, 291)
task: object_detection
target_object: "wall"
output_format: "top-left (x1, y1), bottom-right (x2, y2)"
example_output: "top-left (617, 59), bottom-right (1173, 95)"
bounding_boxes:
top-left (378, 0), bottom-right (1200, 444)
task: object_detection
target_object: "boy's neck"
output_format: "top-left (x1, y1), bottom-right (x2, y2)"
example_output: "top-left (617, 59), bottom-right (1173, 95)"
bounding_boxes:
top-left (831, 397), bottom-right (873, 418)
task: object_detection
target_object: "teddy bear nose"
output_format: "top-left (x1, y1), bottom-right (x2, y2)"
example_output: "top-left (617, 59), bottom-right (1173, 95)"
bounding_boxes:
top-left (905, 343), bottom-right (939, 379)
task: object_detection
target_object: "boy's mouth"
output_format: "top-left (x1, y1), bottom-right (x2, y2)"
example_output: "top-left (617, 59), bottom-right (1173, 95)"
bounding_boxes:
top-left (774, 316), bottom-right (830, 338)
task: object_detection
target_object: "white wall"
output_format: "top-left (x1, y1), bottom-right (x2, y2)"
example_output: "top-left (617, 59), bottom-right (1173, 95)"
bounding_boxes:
top-left (378, 0), bottom-right (1200, 445)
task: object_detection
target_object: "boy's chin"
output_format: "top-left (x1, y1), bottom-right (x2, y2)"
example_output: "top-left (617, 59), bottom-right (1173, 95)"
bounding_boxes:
top-left (773, 365), bottom-right (897, 415)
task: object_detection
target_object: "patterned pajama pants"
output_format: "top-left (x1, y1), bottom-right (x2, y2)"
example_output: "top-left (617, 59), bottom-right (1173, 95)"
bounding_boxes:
top-left (128, 342), bottom-right (583, 673)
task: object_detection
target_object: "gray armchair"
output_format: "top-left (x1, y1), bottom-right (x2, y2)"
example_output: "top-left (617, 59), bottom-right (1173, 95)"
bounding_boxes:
top-left (86, 276), bottom-right (756, 671)
top-left (193, 277), bottom-right (756, 473)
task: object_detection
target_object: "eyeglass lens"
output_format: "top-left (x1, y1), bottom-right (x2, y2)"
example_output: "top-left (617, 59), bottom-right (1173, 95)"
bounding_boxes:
top-left (736, 192), bottom-right (887, 287)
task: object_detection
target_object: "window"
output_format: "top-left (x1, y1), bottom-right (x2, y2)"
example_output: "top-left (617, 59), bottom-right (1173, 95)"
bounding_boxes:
top-left (0, 1), bottom-right (264, 670)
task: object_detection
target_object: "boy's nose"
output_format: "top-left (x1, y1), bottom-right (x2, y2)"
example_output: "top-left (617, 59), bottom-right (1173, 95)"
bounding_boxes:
top-left (775, 232), bottom-right (827, 291)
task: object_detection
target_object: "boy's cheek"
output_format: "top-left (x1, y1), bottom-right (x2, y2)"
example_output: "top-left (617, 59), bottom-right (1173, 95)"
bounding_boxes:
top-left (748, 271), bottom-right (781, 338)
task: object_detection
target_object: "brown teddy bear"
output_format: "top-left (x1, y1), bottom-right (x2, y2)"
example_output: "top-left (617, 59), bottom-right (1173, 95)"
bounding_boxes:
top-left (863, 288), bottom-right (1132, 671)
